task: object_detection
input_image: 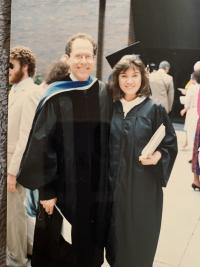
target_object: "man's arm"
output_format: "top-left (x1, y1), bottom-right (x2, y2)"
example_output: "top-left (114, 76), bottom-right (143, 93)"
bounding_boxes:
top-left (17, 97), bottom-right (58, 190)
top-left (167, 77), bottom-right (174, 112)
top-left (7, 89), bottom-right (41, 192)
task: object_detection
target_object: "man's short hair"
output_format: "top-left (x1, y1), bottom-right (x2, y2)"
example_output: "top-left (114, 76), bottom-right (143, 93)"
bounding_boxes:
top-left (10, 46), bottom-right (36, 77)
top-left (65, 33), bottom-right (97, 56)
top-left (149, 62), bottom-right (157, 72)
top-left (159, 60), bottom-right (170, 70)
top-left (193, 61), bottom-right (200, 71)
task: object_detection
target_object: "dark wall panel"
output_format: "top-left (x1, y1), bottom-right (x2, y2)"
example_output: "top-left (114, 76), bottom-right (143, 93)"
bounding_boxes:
top-left (133, 0), bottom-right (200, 121)
top-left (133, 0), bottom-right (200, 49)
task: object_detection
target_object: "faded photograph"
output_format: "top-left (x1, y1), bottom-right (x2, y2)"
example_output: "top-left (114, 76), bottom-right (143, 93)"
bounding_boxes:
top-left (0, 1), bottom-right (200, 267)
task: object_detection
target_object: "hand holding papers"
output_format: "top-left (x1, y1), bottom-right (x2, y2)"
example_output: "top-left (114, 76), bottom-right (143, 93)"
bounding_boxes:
top-left (55, 205), bottom-right (72, 244)
top-left (140, 123), bottom-right (166, 160)
top-left (179, 96), bottom-right (186, 105)
top-left (177, 88), bottom-right (186, 95)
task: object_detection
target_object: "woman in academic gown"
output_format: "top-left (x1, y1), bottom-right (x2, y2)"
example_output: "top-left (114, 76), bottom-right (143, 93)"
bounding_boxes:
top-left (106, 55), bottom-right (178, 267)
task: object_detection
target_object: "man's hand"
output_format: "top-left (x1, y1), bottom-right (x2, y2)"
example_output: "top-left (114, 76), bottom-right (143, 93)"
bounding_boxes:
top-left (139, 151), bottom-right (162, 166)
top-left (40, 198), bottom-right (57, 215)
top-left (7, 174), bottom-right (17, 192)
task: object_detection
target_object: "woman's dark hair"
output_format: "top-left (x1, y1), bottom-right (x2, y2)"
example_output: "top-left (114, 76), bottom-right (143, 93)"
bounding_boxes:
top-left (109, 54), bottom-right (151, 101)
top-left (45, 61), bottom-right (69, 85)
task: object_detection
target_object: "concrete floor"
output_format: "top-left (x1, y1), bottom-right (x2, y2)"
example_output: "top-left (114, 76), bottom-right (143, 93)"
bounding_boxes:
top-left (103, 130), bottom-right (200, 267)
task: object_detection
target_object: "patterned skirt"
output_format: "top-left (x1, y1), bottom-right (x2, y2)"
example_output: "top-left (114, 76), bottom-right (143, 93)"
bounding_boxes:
top-left (192, 117), bottom-right (200, 175)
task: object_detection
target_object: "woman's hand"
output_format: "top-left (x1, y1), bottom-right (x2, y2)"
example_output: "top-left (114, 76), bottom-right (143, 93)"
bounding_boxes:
top-left (139, 151), bottom-right (162, 165)
top-left (40, 198), bottom-right (57, 215)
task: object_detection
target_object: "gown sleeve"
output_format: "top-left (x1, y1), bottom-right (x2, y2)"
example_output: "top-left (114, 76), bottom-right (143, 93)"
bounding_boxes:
top-left (154, 105), bottom-right (178, 187)
top-left (17, 99), bottom-right (59, 190)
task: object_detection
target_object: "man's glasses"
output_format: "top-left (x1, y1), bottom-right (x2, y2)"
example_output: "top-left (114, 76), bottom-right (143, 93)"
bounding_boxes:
top-left (9, 63), bottom-right (14, 69)
top-left (72, 54), bottom-right (94, 64)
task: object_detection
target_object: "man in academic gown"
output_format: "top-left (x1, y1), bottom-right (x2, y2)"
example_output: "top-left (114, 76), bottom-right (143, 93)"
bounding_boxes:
top-left (17, 33), bottom-right (112, 267)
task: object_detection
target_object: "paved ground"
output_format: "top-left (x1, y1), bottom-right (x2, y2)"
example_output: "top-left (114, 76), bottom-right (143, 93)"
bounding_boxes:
top-left (103, 128), bottom-right (200, 267)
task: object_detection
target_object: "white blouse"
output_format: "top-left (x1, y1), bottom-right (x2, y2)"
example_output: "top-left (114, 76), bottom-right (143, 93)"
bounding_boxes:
top-left (120, 96), bottom-right (146, 117)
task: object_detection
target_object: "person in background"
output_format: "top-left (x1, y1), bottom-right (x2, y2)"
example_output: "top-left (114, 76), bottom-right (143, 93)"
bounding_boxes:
top-left (186, 61), bottom-right (200, 89)
top-left (149, 60), bottom-right (174, 113)
top-left (106, 54), bottom-right (177, 267)
top-left (45, 61), bottom-right (69, 85)
top-left (17, 33), bottom-right (111, 267)
top-left (7, 46), bottom-right (44, 267)
top-left (191, 70), bottom-right (200, 190)
top-left (180, 72), bottom-right (199, 152)
top-left (180, 61), bottom-right (200, 151)
top-left (146, 62), bottom-right (157, 74)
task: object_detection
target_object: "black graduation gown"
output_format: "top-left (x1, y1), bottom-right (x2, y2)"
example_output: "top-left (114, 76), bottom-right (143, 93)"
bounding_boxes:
top-left (106, 98), bottom-right (177, 267)
top-left (17, 79), bottom-right (112, 267)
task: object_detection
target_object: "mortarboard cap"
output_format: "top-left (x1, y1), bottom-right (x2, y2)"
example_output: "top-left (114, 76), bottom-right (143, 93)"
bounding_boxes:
top-left (106, 41), bottom-right (142, 68)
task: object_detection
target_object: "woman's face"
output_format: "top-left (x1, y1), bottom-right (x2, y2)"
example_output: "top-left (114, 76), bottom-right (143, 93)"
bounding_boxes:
top-left (118, 66), bottom-right (142, 101)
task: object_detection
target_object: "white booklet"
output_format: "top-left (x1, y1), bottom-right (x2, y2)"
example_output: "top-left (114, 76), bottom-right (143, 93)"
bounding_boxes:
top-left (141, 123), bottom-right (166, 158)
top-left (55, 205), bottom-right (72, 244)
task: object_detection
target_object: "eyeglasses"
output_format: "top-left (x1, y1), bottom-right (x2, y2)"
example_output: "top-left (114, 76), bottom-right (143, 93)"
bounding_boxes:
top-left (72, 54), bottom-right (94, 64)
top-left (9, 63), bottom-right (14, 69)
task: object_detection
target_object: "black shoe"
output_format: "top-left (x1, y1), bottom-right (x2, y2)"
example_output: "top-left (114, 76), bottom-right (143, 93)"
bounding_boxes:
top-left (191, 183), bottom-right (200, 191)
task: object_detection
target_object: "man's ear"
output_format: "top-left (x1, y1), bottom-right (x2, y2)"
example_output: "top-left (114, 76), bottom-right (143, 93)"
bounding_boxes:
top-left (22, 64), bottom-right (29, 74)
top-left (60, 54), bottom-right (69, 63)
top-left (165, 68), bottom-right (169, 74)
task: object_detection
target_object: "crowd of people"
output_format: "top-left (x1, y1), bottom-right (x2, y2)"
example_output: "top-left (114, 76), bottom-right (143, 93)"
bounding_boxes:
top-left (147, 59), bottom-right (200, 192)
top-left (7, 32), bottom-right (180, 267)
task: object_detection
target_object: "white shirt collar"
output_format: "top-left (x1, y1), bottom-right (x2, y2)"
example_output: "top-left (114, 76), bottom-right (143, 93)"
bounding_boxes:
top-left (12, 77), bottom-right (33, 92)
top-left (158, 69), bottom-right (166, 74)
top-left (120, 96), bottom-right (146, 117)
top-left (69, 73), bottom-right (78, 81)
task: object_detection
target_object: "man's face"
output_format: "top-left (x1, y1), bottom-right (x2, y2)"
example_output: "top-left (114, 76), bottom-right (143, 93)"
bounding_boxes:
top-left (9, 59), bottom-right (25, 84)
top-left (67, 38), bottom-right (95, 81)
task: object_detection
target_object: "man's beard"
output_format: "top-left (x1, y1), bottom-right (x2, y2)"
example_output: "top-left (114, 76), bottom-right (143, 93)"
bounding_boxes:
top-left (9, 68), bottom-right (24, 84)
